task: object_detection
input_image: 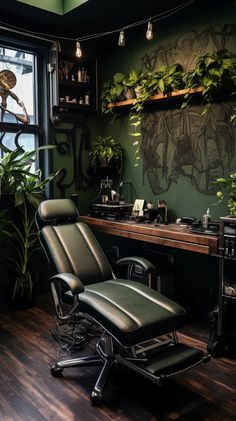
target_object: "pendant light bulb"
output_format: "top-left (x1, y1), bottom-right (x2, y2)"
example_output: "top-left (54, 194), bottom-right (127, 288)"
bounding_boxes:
top-left (118, 30), bottom-right (125, 47)
top-left (146, 21), bottom-right (153, 40)
top-left (76, 41), bottom-right (82, 58)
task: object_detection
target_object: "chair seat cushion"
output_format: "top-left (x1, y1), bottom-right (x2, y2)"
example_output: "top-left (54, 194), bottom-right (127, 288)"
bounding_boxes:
top-left (64, 280), bottom-right (185, 347)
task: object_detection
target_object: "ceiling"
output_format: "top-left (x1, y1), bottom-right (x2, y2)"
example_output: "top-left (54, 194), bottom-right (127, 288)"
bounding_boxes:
top-left (0, 0), bottom-right (196, 40)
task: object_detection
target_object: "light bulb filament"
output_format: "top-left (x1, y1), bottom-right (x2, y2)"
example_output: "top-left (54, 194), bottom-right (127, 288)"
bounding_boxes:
top-left (118, 30), bottom-right (125, 47)
top-left (76, 41), bottom-right (82, 58)
top-left (146, 21), bottom-right (153, 40)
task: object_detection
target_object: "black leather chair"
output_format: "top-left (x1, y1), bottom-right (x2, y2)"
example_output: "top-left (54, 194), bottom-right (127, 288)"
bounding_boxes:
top-left (36, 199), bottom-right (210, 404)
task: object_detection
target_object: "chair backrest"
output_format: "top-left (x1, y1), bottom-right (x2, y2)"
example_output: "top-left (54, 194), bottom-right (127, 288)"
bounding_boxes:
top-left (36, 199), bottom-right (114, 285)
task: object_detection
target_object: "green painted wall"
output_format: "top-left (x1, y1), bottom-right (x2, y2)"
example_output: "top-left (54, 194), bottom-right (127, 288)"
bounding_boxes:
top-left (98, 0), bottom-right (236, 222)
top-left (52, 114), bottom-right (102, 215)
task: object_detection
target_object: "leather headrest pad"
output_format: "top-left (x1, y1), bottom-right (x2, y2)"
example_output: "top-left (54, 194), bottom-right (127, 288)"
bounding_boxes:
top-left (36, 199), bottom-right (79, 228)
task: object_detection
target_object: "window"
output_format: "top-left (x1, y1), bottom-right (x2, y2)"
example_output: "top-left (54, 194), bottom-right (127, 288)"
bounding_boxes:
top-left (0, 43), bottom-right (43, 166)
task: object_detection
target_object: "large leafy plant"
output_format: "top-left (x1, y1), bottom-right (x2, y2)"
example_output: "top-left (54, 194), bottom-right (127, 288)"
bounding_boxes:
top-left (0, 145), bottom-right (60, 304)
top-left (215, 171), bottom-right (236, 216)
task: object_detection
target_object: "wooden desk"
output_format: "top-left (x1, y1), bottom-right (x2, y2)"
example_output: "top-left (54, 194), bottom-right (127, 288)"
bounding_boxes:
top-left (79, 216), bottom-right (219, 255)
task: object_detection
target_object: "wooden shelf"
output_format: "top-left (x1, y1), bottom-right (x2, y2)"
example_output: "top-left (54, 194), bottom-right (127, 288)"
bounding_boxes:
top-left (107, 86), bottom-right (203, 109)
top-left (59, 80), bottom-right (90, 88)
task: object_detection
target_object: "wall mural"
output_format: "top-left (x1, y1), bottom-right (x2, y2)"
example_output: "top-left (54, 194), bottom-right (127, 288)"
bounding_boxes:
top-left (140, 24), bottom-right (236, 195)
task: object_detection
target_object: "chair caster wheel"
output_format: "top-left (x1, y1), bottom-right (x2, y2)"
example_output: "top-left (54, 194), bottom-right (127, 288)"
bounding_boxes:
top-left (90, 390), bottom-right (102, 405)
top-left (51, 364), bottom-right (63, 377)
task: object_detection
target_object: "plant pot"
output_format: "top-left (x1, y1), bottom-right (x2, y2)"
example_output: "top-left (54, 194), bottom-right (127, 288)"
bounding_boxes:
top-left (11, 281), bottom-right (37, 309)
top-left (98, 156), bottom-right (109, 167)
top-left (123, 87), bottom-right (136, 100)
top-left (134, 86), bottom-right (143, 98)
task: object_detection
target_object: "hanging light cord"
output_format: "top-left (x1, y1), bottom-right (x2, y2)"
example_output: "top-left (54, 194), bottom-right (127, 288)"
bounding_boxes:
top-left (0, 0), bottom-right (195, 43)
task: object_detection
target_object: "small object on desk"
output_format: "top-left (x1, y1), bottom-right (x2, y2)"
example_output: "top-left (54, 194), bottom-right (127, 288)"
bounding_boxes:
top-left (176, 216), bottom-right (200, 227)
top-left (101, 195), bottom-right (109, 204)
top-left (147, 201), bottom-right (153, 209)
top-left (157, 199), bottom-right (168, 224)
top-left (202, 208), bottom-right (211, 229)
top-left (132, 199), bottom-right (145, 217)
top-left (189, 221), bottom-right (219, 236)
top-left (90, 202), bottom-right (133, 220)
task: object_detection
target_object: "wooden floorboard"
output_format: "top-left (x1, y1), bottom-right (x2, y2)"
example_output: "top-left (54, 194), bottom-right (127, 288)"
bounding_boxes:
top-left (0, 292), bottom-right (236, 421)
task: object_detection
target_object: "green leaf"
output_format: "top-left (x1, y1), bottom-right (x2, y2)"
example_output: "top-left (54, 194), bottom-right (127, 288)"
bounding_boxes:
top-left (130, 121), bottom-right (141, 127)
top-left (129, 132), bottom-right (141, 137)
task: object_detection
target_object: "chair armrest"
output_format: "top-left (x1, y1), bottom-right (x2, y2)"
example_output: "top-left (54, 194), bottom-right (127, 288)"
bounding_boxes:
top-left (116, 256), bottom-right (157, 274)
top-left (116, 256), bottom-right (157, 287)
top-left (51, 273), bottom-right (84, 295)
top-left (50, 273), bottom-right (84, 321)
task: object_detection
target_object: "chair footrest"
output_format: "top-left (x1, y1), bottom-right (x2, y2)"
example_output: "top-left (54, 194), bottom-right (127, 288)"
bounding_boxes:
top-left (142, 343), bottom-right (210, 376)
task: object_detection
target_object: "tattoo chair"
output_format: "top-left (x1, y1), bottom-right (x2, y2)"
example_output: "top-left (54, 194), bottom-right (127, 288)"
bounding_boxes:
top-left (36, 199), bottom-right (210, 404)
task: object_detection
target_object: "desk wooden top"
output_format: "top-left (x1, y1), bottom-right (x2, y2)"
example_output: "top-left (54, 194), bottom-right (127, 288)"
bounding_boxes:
top-left (79, 216), bottom-right (219, 255)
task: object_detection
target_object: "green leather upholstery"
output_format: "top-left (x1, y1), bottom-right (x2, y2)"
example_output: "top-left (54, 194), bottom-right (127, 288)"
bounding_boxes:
top-left (66, 279), bottom-right (185, 347)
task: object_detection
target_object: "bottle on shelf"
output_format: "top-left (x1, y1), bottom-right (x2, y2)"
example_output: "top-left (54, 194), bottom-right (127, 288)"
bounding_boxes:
top-left (81, 67), bottom-right (85, 82)
top-left (202, 208), bottom-right (211, 229)
top-left (84, 91), bottom-right (90, 105)
top-left (77, 67), bottom-right (82, 82)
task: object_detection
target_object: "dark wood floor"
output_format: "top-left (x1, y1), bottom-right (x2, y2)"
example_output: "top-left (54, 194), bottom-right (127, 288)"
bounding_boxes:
top-left (0, 292), bottom-right (236, 421)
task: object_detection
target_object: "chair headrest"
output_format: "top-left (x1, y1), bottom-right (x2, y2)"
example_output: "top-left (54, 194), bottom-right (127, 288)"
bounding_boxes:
top-left (36, 199), bottom-right (79, 229)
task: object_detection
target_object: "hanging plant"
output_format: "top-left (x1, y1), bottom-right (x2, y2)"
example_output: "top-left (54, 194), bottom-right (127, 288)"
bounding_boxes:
top-left (129, 64), bottom-right (183, 166)
top-left (128, 71), bottom-right (153, 166)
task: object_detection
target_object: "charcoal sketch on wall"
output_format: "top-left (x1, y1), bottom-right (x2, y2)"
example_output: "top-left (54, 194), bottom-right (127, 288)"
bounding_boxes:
top-left (140, 24), bottom-right (236, 195)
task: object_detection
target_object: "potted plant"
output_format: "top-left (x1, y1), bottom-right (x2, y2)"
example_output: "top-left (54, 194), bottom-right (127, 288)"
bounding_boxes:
top-left (215, 170), bottom-right (236, 216)
top-left (182, 49), bottom-right (236, 113)
top-left (122, 70), bottom-right (139, 99)
top-left (153, 64), bottom-right (184, 95)
top-left (101, 72), bottom-right (125, 113)
top-left (89, 135), bottom-right (122, 168)
top-left (0, 145), bottom-right (60, 307)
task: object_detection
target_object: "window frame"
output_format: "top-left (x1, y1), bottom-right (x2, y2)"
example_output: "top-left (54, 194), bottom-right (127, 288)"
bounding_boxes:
top-left (0, 33), bottom-right (53, 190)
